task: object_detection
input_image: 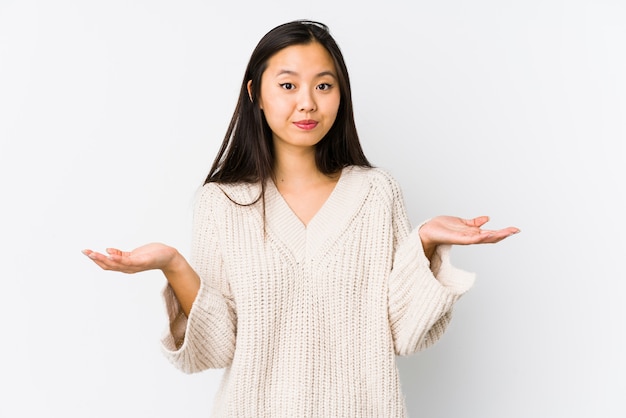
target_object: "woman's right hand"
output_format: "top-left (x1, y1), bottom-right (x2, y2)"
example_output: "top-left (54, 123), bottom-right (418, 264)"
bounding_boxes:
top-left (82, 243), bottom-right (179, 274)
top-left (83, 243), bottom-right (200, 316)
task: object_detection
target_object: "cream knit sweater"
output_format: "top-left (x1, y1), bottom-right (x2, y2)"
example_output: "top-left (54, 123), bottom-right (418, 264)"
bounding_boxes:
top-left (160, 166), bottom-right (475, 417)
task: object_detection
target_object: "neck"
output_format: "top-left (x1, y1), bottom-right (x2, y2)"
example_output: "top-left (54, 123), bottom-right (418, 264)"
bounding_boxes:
top-left (272, 145), bottom-right (335, 187)
top-left (273, 141), bottom-right (315, 174)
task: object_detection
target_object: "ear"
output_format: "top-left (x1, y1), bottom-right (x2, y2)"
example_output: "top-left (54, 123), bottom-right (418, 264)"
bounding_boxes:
top-left (246, 80), bottom-right (254, 102)
top-left (247, 80), bottom-right (262, 109)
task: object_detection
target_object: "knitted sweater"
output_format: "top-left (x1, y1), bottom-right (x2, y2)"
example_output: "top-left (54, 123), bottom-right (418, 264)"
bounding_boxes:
top-left (160, 166), bottom-right (475, 417)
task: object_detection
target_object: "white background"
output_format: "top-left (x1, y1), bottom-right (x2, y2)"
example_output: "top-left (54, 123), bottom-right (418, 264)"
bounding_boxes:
top-left (1, 0), bottom-right (624, 417)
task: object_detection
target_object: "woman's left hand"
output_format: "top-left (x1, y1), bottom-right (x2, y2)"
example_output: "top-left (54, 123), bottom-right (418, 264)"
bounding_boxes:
top-left (419, 215), bottom-right (520, 260)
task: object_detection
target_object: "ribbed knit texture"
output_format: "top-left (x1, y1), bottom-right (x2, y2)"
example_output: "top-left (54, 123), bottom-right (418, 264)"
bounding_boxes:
top-left (161, 166), bottom-right (475, 417)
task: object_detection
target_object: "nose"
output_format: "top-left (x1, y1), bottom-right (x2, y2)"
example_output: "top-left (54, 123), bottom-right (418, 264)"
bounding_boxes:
top-left (297, 88), bottom-right (317, 112)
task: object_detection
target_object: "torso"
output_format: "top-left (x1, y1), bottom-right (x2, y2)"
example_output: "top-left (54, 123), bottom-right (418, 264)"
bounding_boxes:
top-left (183, 166), bottom-right (448, 417)
top-left (211, 166), bottom-right (407, 416)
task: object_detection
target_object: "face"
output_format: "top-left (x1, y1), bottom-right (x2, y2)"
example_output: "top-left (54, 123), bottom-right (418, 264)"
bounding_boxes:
top-left (252, 42), bottom-right (341, 152)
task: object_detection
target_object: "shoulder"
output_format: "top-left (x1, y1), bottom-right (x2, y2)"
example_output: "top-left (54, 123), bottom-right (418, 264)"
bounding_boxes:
top-left (345, 166), bottom-right (404, 202)
top-left (194, 181), bottom-right (262, 212)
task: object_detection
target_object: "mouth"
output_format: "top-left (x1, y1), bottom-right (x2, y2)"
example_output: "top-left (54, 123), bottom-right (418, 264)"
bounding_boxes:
top-left (293, 120), bottom-right (318, 130)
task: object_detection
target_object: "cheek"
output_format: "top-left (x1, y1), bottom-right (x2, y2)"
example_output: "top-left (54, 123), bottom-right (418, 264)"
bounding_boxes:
top-left (261, 104), bottom-right (287, 133)
top-left (262, 99), bottom-right (291, 121)
top-left (327, 91), bottom-right (341, 112)
top-left (326, 97), bottom-right (341, 122)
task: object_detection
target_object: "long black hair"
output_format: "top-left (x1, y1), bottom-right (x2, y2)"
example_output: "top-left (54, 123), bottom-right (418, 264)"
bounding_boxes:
top-left (204, 20), bottom-right (371, 188)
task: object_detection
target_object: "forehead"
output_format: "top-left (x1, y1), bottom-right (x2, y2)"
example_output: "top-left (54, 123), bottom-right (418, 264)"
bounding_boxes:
top-left (264, 42), bottom-right (336, 76)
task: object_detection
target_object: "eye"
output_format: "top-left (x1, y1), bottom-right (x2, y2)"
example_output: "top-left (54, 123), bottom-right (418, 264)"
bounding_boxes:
top-left (279, 83), bottom-right (295, 90)
top-left (317, 83), bottom-right (333, 91)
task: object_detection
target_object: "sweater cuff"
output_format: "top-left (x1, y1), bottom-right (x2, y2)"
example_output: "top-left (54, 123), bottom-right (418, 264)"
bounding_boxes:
top-left (161, 282), bottom-right (187, 351)
top-left (416, 221), bottom-right (476, 295)
top-left (160, 278), bottom-right (224, 353)
top-left (431, 245), bottom-right (475, 294)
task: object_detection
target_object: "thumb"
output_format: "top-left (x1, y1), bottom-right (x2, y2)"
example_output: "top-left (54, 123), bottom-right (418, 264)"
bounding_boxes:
top-left (467, 215), bottom-right (490, 228)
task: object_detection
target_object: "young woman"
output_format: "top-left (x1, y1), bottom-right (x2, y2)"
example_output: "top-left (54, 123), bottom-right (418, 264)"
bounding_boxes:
top-left (83, 20), bottom-right (519, 417)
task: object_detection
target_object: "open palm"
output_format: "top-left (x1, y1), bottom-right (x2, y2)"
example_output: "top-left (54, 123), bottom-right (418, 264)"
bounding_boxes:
top-left (419, 215), bottom-right (520, 259)
top-left (82, 243), bottom-right (178, 274)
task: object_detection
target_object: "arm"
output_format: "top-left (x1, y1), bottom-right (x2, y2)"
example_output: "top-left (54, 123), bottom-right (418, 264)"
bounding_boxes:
top-left (160, 184), bottom-right (236, 372)
top-left (82, 184), bottom-right (237, 372)
top-left (161, 251), bottom-right (200, 317)
top-left (384, 174), bottom-right (519, 356)
top-left (387, 225), bottom-right (475, 356)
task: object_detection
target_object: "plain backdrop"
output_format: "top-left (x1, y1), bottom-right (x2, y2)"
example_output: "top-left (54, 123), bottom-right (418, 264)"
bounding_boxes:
top-left (1, 0), bottom-right (624, 417)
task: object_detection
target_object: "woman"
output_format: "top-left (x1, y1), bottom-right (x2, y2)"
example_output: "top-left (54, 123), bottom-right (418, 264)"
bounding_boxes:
top-left (83, 20), bottom-right (519, 417)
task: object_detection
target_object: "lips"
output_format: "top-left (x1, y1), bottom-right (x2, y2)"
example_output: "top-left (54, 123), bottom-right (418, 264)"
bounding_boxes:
top-left (293, 120), bottom-right (318, 130)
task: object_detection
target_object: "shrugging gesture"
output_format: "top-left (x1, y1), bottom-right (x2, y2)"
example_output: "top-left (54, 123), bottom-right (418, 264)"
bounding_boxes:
top-left (81, 20), bottom-right (521, 417)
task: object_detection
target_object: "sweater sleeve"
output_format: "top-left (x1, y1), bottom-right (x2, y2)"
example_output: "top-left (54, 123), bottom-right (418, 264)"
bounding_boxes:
top-left (160, 184), bottom-right (237, 373)
top-left (386, 177), bottom-right (475, 356)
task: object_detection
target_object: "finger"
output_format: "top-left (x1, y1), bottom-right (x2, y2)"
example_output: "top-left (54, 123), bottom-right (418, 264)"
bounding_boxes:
top-left (84, 250), bottom-right (111, 263)
top-left (85, 249), bottom-right (121, 265)
top-left (465, 216), bottom-right (490, 228)
top-left (503, 226), bottom-right (521, 235)
top-left (83, 248), bottom-right (146, 275)
top-left (487, 227), bottom-right (520, 238)
top-left (105, 248), bottom-right (132, 263)
top-left (87, 252), bottom-right (138, 272)
top-left (478, 227), bottom-right (520, 243)
top-left (82, 249), bottom-right (104, 260)
top-left (83, 250), bottom-right (116, 269)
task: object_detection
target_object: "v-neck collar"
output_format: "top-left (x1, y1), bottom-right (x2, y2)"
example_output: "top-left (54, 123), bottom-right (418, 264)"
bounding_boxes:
top-left (264, 166), bottom-right (370, 263)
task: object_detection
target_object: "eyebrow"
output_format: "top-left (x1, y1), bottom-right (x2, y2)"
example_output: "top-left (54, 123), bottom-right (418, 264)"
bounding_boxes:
top-left (275, 69), bottom-right (337, 79)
